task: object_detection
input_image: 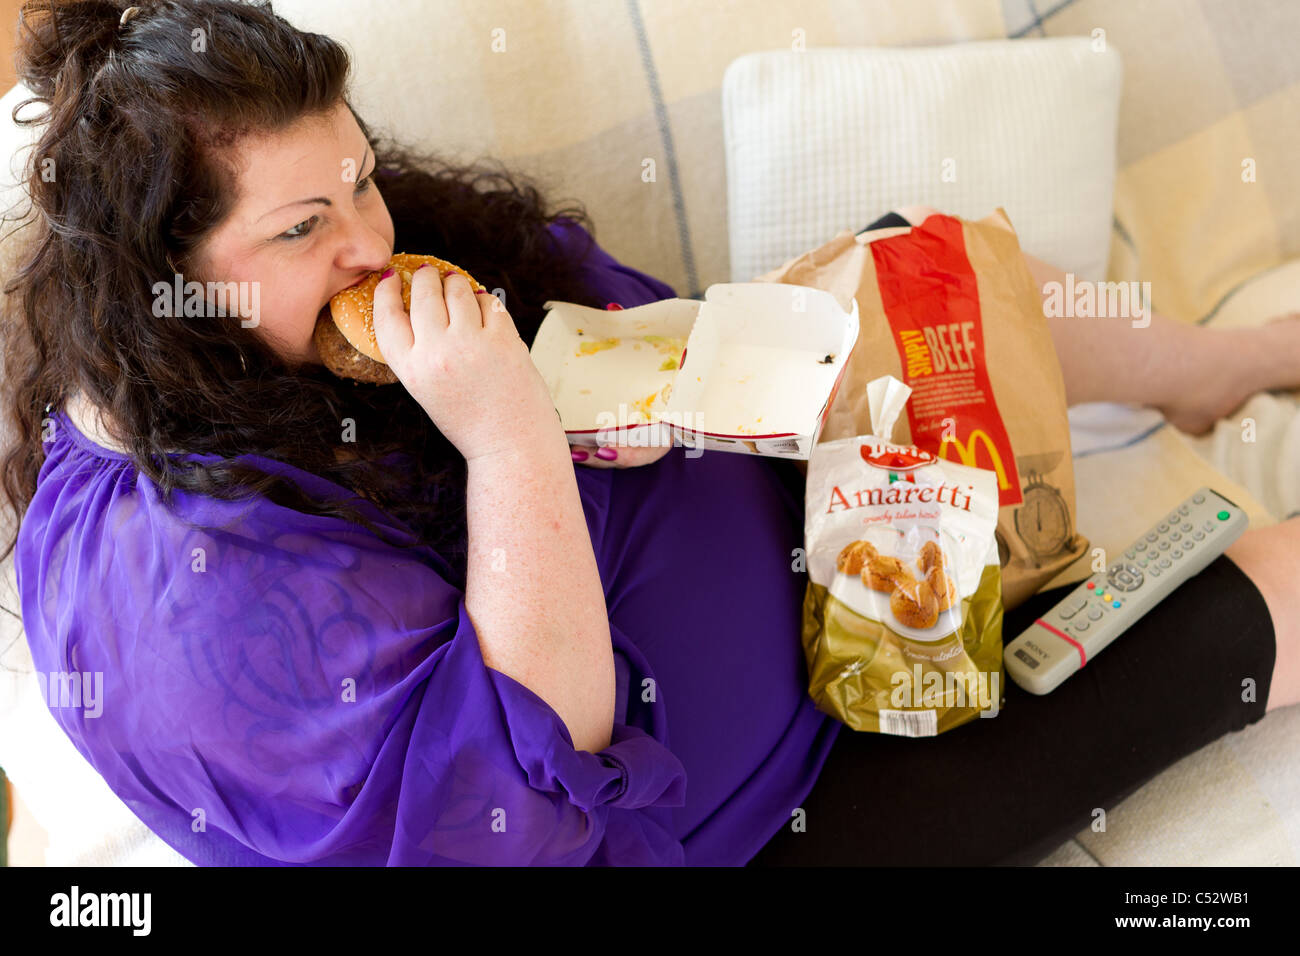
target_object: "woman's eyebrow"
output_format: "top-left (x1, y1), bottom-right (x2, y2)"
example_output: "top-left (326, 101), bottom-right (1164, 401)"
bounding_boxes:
top-left (257, 143), bottom-right (375, 222)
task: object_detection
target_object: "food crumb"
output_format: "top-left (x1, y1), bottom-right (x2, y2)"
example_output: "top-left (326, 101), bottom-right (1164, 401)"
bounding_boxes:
top-left (576, 337), bottom-right (620, 356)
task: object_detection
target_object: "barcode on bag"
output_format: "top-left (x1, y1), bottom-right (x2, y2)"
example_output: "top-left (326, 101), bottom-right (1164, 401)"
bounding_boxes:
top-left (878, 709), bottom-right (938, 737)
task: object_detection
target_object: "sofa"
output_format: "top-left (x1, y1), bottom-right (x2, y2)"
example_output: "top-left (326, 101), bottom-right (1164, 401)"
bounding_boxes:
top-left (2, 0), bottom-right (1297, 866)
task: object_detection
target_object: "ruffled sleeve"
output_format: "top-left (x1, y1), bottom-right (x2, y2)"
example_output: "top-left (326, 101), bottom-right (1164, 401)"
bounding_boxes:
top-left (17, 426), bottom-right (687, 866)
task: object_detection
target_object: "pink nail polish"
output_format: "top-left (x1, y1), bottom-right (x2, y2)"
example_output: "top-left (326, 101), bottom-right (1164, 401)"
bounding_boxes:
top-left (571, 448), bottom-right (589, 462)
top-left (595, 446), bottom-right (618, 461)
top-left (380, 268), bottom-right (395, 280)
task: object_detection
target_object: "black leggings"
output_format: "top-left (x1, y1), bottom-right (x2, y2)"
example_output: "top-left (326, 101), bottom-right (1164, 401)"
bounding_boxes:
top-left (747, 212), bottom-right (1280, 867)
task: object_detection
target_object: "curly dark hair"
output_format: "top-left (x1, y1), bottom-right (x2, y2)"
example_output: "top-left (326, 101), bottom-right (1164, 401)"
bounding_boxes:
top-left (0, 0), bottom-right (611, 590)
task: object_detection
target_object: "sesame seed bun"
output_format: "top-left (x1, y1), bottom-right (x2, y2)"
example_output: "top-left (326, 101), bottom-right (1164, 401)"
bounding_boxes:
top-left (314, 253), bottom-right (486, 384)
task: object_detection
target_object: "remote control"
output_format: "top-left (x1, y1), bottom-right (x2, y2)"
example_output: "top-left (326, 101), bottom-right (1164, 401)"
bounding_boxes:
top-left (1003, 486), bottom-right (1249, 694)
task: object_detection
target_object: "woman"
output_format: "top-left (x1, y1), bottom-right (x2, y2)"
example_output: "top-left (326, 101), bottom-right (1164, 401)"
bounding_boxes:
top-left (2, 0), bottom-right (1296, 866)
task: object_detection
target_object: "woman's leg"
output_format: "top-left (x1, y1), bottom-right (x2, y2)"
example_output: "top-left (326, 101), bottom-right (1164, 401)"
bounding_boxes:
top-left (1225, 517), bottom-right (1300, 712)
top-left (892, 205), bottom-right (1300, 437)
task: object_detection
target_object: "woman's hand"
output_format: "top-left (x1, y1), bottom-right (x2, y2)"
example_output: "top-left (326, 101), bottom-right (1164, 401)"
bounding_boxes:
top-left (373, 265), bottom-right (565, 462)
top-left (569, 440), bottom-right (672, 469)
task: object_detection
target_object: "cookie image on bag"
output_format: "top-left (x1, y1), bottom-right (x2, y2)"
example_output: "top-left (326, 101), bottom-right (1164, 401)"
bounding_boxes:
top-left (917, 540), bottom-right (944, 576)
top-left (862, 553), bottom-right (908, 592)
top-left (836, 540), bottom-right (878, 575)
top-left (926, 566), bottom-right (958, 612)
top-left (889, 574), bottom-right (940, 629)
top-left (916, 541), bottom-right (957, 612)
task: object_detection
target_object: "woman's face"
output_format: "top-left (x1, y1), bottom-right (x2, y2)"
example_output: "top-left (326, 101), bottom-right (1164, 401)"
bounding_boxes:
top-left (191, 100), bottom-right (395, 366)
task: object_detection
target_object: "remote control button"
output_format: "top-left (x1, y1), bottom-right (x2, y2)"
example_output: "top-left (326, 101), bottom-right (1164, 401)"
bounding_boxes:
top-left (1106, 565), bottom-right (1143, 592)
top-left (1204, 520), bottom-right (1215, 532)
top-left (1087, 607), bottom-right (1103, 621)
top-left (1168, 513), bottom-right (1179, 525)
top-left (1181, 522), bottom-right (1193, 532)
top-left (1150, 566), bottom-right (1161, 577)
top-left (1112, 600), bottom-right (1121, 608)
top-left (1194, 493), bottom-right (1205, 503)
top-left (1158, 522), bottom-right (1168, 532)
top-left (1074, 619), bottom-right (1090, 631)
top-left (1138, 557), bottom-right (1149, 567)
top-left (1159, 540), bottom-right (1171, 551)
top-left (1159, 557), bottom-right (1171, 568)
top-left (1179, 504), bottom-right (1190, 516)
top-left (1136, 541), bottom-right (1147, 552)
top-left (1086, 581), bottom-right (1095, 589)
top-left (1193, 530), bottom-right (1204, 540)
top-left (1060, 604), bottom-right (1079, 620)
top-left (1146, 532), bottom-right (1158, 542)
top-left (1170, 531), bottom-right (1181, 541)
top-left (1172, 548), bottom-right (1182, 559)
top-left (1125, 548), bottom-right (1136, 559)
top-left (1183, 538), bottom-right (1194, 550)
top-left (1217, 510), bottom-right (1230, 520)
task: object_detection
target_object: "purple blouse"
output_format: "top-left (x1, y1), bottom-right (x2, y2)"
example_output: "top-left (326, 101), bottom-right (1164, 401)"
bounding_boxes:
top-left (16, 218), bottom-right (840, 865)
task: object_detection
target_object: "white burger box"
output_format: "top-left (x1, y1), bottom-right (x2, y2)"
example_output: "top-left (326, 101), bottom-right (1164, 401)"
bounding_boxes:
top-left (531, 283), bottom-right (860, 459)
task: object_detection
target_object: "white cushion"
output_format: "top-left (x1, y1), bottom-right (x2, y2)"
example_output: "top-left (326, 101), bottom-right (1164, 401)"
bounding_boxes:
top-left (722, 37), bottom-right (1122, 284)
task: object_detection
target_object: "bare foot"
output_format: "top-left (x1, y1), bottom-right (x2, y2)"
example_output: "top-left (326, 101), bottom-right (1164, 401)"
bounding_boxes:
top-left (1158, 313), bottom-right (1300, 436)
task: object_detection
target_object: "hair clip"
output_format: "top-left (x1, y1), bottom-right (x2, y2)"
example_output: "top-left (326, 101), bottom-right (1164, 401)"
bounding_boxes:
top-left (119, 6), bottom-right (141, 29)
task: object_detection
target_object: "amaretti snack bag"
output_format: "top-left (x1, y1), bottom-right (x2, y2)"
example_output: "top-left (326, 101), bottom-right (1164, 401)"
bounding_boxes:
top-left (802, 376), bottom-right (1005, 736)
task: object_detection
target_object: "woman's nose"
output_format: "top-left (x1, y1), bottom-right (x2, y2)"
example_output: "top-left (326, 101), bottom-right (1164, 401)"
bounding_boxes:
top-left (345, 232), bottom-right (390, 274)
top-left (340, 223), bottom-right (393, 275)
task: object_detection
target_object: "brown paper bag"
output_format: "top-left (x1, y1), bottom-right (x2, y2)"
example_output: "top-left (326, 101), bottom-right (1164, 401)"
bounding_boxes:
top-left (756, 209), bottom-right (1088, 611)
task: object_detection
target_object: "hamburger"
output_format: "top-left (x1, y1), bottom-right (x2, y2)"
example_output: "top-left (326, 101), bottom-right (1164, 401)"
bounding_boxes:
top-left (314, 253), bottom-right (487, 384)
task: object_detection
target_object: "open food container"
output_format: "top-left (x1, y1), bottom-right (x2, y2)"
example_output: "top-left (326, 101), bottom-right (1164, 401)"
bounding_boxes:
top-left (531, 283), bottom-right (860, 459)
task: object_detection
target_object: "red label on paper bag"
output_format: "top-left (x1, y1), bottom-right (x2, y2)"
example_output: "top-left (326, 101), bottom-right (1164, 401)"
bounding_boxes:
top-left (868, 214), bottom-right (1022, 506)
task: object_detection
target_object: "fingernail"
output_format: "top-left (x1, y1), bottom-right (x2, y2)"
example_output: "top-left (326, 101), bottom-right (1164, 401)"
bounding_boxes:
top-left (416, 263), bottom-right (431, 271)
top-left (379, 268), bottom-right (395, 280)
top-left (571, 448), bottom-right (589, 462)
top-left (474, 290), bottom-right (492, 295)
top-left (595, 446), bottom-right (618, 461)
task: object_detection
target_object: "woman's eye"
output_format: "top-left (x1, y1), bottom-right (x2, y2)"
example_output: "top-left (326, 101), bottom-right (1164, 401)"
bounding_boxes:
top-left (281, 217), bottom-right (317, 240)
top-left (279, 176), bottom-right (376, 241)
